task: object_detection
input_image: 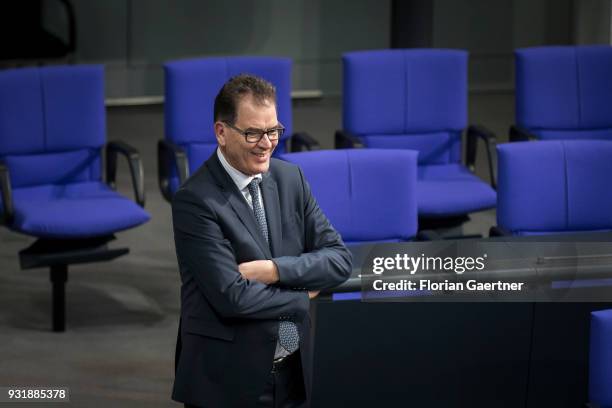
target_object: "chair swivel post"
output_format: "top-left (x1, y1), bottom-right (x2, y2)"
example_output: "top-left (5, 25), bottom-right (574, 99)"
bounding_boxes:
top-left (50, 265), bottom-right (68, 332)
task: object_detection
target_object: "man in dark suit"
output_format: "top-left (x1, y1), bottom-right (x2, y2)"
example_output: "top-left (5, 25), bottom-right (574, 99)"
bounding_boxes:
top-left (171, 74), bottom-right (352, 408)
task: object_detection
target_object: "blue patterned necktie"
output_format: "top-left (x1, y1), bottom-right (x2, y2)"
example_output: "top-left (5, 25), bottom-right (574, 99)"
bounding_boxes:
top-left (247, 179), bottom-right (299, 354)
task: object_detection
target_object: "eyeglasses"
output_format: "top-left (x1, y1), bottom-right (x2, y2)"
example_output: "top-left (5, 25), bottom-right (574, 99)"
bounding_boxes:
top-left (223, 121), bottom-right (285, 143)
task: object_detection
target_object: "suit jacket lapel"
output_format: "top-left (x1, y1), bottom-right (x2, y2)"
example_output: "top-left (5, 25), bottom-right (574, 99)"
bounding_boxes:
top-left (206, 153), bottom-right (272, 259)
top-left (261, 173), bottom-right (282, 258)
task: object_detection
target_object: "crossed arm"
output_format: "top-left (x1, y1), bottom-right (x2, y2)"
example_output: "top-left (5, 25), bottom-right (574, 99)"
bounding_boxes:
top-left (237, 260), bottom-right (319, 298)
top-left (173, 189), bottom-right (309, 320)
top-left (172, 171), bottom-right (351, 319)
top-left (238, 170), bottom-right (351, 298)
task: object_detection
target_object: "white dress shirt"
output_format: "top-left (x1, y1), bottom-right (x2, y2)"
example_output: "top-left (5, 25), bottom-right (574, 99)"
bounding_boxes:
top-left (217, 148), bottom-right (264, 210)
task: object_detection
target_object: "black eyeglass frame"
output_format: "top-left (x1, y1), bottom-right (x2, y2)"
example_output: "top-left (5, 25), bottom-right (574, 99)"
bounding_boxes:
top-left (223, 121), bottom-right (285, 143)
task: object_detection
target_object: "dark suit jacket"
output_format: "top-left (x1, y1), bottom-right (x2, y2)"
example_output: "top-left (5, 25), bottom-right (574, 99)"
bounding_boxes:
top-left (171, 152), bottom-right (352, 408)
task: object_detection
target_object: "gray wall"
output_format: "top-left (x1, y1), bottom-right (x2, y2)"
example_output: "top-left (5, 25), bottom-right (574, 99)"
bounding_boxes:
top-left (65, 0), bottom-right (606, 99)
top-left (574, 0), bottom-right (611, 44)
top-left (432, 0), bottom-right (573, 91)
top-left (70, 0), bottom-right (391, 98)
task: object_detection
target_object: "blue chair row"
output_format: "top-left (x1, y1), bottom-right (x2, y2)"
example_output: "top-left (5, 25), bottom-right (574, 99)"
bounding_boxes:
top-left (284, 140), bottom-right (612, 241)
top-left (493, 45), bottom-right (612, 237)
top-left (0, 65), bottom-right (150, 331)
top-left (340, 45), bottom-right (612, 230)
top-left (3, 53), bottom-right (612, 332)
top-left (160, 51), bottom-right (498, 231)
top-left (288, 139), bottom-right (612, 241)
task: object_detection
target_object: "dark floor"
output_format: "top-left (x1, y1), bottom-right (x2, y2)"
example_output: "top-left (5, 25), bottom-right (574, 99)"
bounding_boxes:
top-left (0, 93), bottom-right (512, 406)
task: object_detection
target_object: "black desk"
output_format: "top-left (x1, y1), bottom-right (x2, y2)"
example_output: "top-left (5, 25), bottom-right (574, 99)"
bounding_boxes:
top-left (311, 232), bottom-right (612, 408)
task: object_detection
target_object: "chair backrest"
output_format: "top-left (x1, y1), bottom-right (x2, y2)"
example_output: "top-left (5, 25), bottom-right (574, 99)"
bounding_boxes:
top-left (497, 140), bottom-right (612, 235)
top-left (589, 309), bottom-right (612, 407)
top-left (515, 45), bottom-right (612, 140)
top-left (164, 56), bottom-right (293, 177)
top-left (279, 149), bottom-right (418, 244)
top-left (343, 49), bottom-right (467, 165)
top-left (0, 65), bottom-right (105, 188)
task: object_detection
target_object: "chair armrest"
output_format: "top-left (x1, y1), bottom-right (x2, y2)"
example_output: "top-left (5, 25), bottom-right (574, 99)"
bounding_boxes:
top-left (335, 130), bottom-right (364, 149)
top-left (509, 125), bottom-right (539, 142)
top-left (0, 161), bottom-right (14, 225)
top-left (106, 141), bottom-right (145, 207)
top-left (157, 139), bottom-right (189, 202)
top-left (466, 124), bottom-right (497, 189)
top-left (290, 132), bottom-right (320, 152)
top-left (489, 226), bottom-right (511, 237)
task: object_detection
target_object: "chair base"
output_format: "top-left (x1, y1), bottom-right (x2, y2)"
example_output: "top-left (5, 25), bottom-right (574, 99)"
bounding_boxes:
top-left (50, 265), bottom-right (67, 332)
top-left (418, 215), bottom-right (470, 231)
top-left (18, 235), bottom-right (129, 332)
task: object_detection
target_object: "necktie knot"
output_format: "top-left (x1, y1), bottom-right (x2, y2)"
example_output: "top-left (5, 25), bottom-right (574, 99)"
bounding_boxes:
top-left (247, 178), bottom-right (261, 194)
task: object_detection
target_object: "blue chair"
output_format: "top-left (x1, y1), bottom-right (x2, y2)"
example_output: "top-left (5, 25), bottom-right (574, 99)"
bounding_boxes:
top-left (495, 140), bottom-right (612, 236)
top-left (513, 45), bottom-right (612, 142)
top-left (337, 49), bottom-right (496, 227)
top-left (0, 65), bottom-right (150, 331)
top-left (279, 149), bottom-right (418, 244)
top-left (159, 56), bottom-right (318, 201)
top-left (590, 309), bottom-right (612, 408)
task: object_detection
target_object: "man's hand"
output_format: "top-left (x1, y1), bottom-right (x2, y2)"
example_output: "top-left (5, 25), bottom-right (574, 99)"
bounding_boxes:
top-left (308, 290), bottom-right (320, 299)
top-left (238, 260), bottom-right (280, 285)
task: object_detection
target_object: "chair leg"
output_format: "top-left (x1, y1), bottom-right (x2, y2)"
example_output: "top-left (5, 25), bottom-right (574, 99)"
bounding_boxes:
top-left (50, 265), bottom-right (68, 332)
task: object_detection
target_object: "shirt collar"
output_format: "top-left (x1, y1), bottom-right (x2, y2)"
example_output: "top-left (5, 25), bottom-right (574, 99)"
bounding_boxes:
top-left (217, 148), bottom-right (262, 192)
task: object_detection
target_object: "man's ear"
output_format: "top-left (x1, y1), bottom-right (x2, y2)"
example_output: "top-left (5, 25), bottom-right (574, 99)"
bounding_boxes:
top-left (214, 121), bottom-right (226, 146)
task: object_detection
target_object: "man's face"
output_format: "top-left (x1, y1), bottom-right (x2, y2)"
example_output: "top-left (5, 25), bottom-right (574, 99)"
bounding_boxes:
top-left (215, 94), bottom-right (279, 176)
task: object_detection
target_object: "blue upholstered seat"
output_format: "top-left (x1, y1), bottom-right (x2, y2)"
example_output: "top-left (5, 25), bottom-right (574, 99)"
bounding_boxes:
top-left (0, 65), bottom-right (149, 238)
top-left (590, 309), bottom-right (612, 408)
top-left (8, 182), bottom-right (148, 238)
top-left (340, 49), bottom-right (496, 220)
top-left (160, 56), bottom-right (317, 200)
top-left (514, 45), bottom-right (612, 141)
top-left (496, 140), bottom-right (612, 236)
top-left (279, 149), bottom-right (418, 244)
top-left (417, 164), bottom-right (497, 217)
